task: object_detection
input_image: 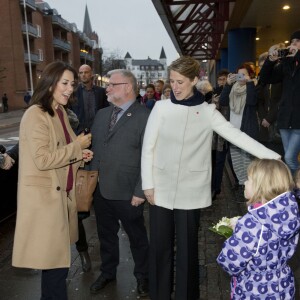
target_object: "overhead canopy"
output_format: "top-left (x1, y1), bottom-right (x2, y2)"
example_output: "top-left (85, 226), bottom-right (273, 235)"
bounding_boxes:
top-left (152, 0), bottom-right (236, 60)
top-left (152, 0), bottom-right (300, 60)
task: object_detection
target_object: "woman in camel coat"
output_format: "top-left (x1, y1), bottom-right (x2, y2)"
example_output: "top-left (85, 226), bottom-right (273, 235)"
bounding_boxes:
top-left (12, 61), bottom-right (93, 300)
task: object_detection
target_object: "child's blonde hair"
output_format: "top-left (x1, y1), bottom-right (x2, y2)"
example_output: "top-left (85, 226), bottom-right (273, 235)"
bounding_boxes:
top-left (247, 159), bottom-right (294, 204)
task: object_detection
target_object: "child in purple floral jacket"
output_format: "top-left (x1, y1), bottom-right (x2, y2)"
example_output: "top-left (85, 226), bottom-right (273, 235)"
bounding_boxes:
top-left (217, 159), bottom-right (300, 300)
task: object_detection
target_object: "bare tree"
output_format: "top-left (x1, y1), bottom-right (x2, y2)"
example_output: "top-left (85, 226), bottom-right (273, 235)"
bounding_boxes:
top-left (102, 49), bottom-right (125, 75)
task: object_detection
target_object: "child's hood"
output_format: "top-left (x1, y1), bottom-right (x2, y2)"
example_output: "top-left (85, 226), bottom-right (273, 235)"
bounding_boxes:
top-left (249, 192), bottom-right (300, 240)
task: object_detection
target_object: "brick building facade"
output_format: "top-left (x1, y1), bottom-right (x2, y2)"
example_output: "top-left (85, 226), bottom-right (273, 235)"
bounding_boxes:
top-left (0, 0), bottom-right (102, 110)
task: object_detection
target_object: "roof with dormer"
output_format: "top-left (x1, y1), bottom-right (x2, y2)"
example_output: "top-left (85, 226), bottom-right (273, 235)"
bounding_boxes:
top-left (132, 57), bottom-right (164, 67)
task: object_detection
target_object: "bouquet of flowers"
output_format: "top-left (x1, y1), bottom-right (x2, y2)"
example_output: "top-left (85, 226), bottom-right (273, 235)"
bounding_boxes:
top-left (209, 216), bottom-right (241, 238)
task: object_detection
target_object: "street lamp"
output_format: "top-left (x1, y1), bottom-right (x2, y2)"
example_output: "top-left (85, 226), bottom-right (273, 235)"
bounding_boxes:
top-left (80, 49), bottom-right (88, 64)
top-left (23, 0), bottom-right (34, 94)
top-left (99, 47), bottom-right (103, 86)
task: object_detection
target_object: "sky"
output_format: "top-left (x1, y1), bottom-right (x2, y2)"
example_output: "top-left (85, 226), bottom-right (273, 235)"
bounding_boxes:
top-left (44, 0), bottom-right (179, 65)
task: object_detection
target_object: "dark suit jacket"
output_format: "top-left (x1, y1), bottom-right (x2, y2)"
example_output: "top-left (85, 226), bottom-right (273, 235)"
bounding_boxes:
top-left (89, 101), bottom-right (150, 200)
top-left (71, 84), bottom-right (108, 133)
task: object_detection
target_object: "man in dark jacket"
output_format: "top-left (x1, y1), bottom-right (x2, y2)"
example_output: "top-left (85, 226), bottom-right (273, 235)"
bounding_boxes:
top-left (89, 69), bottom-right (149, 296)
top-left (260, 29), bottom-right (300, 174)
top-left (70, 64), bottom-right (109, 273)
top-left (71, 64), bottom-right (109, 133)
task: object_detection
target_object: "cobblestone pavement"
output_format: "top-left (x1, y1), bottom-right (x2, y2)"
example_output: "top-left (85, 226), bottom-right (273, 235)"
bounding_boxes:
top-left (1, 171), bottom-right (300, 299)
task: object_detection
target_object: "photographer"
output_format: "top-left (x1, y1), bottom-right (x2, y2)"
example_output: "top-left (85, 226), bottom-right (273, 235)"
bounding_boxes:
top-left (260, 30), bottom-right (300, 174)
top-left (219, 63), bottom-right (258, 202)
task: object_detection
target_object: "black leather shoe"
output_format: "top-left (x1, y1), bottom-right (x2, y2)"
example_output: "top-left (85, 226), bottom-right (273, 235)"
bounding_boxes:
top-left (137, 278), bottom-right (149, 297)
top-left (90, 275), bottom-right (116, 294)
top-left (79, 251), bottom-right (91, 272)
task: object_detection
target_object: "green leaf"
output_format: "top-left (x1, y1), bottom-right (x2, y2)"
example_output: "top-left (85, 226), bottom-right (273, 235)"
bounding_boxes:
top-left (209, 225), bottom-right (233, 239)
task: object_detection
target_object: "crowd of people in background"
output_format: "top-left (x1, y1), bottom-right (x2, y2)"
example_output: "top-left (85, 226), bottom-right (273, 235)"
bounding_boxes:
top-left (1, 28), bottom-right (300, 300)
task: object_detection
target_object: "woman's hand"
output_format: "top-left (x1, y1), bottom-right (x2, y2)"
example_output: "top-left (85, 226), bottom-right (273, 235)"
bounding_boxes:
top-left (268, 45), bottom-right (280, 61)
top-left (82, 149), bottom-right (93, 162)
top-left (76, 133), bottom-right (92, 149)
top-left (227, 73), bottom-right (236, 85)
top-left (144, 189), bottom-right (155, 205)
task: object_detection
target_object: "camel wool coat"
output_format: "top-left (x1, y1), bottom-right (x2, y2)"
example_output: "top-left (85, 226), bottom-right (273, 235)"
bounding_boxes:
top-left (12, 105), bottom-right (82, 269)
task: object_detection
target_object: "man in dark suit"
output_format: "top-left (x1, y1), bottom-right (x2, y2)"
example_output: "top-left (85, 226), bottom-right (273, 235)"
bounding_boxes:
top-left (89, 69), bottom-right (149, 296)
top-left (70, 64), bottom-right (108, 274)
top-left (71, 64), bottom-right (109, 134)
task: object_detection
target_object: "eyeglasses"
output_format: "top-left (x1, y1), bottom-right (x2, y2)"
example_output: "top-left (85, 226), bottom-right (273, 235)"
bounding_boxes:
top-left (106, 82), bottom-right (128, 88)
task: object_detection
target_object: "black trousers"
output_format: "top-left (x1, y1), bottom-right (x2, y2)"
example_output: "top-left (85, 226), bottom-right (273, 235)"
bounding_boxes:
top-left (149, 205), bottom-right (200, 300)
top-left (41, 268), bottom-right (69, 300)
top-left (93, 188), bottom-right (149, 280)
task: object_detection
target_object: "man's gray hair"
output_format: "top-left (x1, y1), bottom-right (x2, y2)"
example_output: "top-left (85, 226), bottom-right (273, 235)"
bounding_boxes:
top-left (107, 69), bottom-right (137, 93)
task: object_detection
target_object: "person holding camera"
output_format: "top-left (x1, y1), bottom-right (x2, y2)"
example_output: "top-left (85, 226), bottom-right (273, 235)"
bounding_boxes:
top-left (260, 30), bottom-right (300, 175)
top-left (219, 63), bottom-right (258, 202)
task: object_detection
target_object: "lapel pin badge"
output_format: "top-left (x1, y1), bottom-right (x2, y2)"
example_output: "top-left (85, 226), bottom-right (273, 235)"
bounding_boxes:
top-left (127, 113), bottom-right (132, 117)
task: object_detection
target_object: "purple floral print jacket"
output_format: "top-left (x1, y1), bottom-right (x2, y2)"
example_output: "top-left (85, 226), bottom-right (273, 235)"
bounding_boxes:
top-left (217, 192), bottom-right (300, 299)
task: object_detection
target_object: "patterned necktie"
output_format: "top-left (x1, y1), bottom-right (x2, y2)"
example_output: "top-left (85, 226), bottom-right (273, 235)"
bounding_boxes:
top-left (109, 106), bottom-right (122, 131)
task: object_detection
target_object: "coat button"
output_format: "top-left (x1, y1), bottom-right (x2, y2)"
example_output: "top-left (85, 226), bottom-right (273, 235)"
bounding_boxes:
top-left (56, 186), bottom-right (61, 191)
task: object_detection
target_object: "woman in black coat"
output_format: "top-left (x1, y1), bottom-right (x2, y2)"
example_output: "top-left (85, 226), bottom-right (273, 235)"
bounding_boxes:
top-left (260, 30), bottom-right (300, 174)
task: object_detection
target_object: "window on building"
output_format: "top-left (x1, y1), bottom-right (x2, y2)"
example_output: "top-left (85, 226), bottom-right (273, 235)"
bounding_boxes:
top-left (37, 25), bottom-right (42, 37)
top-left (38, 49), bottom-right (43, 61)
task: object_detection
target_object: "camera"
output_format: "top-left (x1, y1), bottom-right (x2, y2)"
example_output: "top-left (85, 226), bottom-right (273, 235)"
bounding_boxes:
top-left (278, 48), bottom-right (290, 58)
top-left (236, 73), bottom-right (245, 81)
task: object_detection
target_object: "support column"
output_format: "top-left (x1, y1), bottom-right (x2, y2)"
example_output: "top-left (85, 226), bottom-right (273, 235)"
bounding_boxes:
top-left (220, 48), bottom-right (228, 70)
top-left (228, 28), bottom-right (256, 72)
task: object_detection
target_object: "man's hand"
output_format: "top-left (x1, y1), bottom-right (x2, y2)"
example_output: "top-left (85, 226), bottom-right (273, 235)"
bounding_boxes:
top-left (131, 196), bottom-right (145, 207)
top-left (144, 189), bottom-right (155, 205)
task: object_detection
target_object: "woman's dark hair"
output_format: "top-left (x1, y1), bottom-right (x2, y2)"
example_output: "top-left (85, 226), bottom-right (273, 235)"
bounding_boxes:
top-left (146, 83), bottom-right (155, 90)
top-left (30, 61), bottom-right (78, 116)
top-left (236, 63), bottom-right (255, 79)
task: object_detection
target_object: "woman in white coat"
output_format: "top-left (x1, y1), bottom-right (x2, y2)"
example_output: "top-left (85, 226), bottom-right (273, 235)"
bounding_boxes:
top-left (141, 56), bottom-right (281, 300)
top-left (12, 61), bottom-right (93, 300)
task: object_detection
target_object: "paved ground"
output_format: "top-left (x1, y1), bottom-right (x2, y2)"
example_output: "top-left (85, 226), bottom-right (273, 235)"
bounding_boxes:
top-left (1, 110), bottom-right (300, 299)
